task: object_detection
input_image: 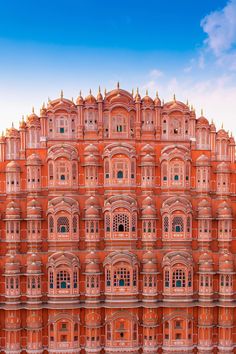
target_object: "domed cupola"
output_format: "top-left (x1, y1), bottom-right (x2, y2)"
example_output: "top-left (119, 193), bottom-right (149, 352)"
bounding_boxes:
top-left (76, 91), bottom-right (84, 105)
top-left (27, 253), bottom-right (42, 274)
top-left (5, 200), bottom-right (20, 219)
top-left (142, 90), bottom-right (154, 106)
top-left (219, 252), bottom-right (234, 273)
top-left (84, 90), bottom-right (97, 105)
top-left (199, 253), bottom-right (213, 273)
top-left (216, 201), bottom-right (232, 219)
top-left (5, 255), bottom-right (20, 275)
top-left (27, 199), bottom-right (42, 218)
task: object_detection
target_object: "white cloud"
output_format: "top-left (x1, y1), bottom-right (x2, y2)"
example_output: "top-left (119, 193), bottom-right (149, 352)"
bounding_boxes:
top-left (201, 0), bottom-right (236, 56)
top-left (141, 74), bottom-right (236, 133)
top-left (149, 69), bottom-right (164, 79)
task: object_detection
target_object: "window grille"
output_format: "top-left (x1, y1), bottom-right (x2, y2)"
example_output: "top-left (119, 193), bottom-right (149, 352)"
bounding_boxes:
top-left (113, 268), bottom-right (130, 287)
top-left (57, 217), bottom-right (69, 233)
top-left (56, 271), bottom-right (70, 289)
top-left (113, 213), bottom-right (129, 232)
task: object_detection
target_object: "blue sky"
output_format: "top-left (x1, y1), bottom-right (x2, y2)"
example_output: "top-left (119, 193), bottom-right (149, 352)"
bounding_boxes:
top-left (0, 0), bottom-right (236, 132)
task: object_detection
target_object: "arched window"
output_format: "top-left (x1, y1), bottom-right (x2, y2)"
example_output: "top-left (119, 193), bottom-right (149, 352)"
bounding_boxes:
top-left (57, 271), bottom-right (70, 289)
top-left (117, 170), bottom-right (123, 179)
top-left (172, 217), bottom-right (184, 233)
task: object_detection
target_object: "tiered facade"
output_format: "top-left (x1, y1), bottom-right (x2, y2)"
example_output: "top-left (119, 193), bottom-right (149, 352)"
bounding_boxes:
top-left (0, 86), bottom-right (235, 354)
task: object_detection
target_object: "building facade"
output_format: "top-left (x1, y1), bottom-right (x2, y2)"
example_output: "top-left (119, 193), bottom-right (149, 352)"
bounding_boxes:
top-left (0, 86), bottom-right (235, 354)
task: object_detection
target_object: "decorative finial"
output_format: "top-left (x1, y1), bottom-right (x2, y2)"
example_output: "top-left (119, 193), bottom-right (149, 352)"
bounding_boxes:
top-left (104, 88), bottom-right (107, 96)
top-left (22, 115), bottom-right (24, 122)
top-left (42, 102), bottom-right (45, 109)
top-left (98, 85), bottom-right (101, 93)
top-left (173, 94), bottom-right (176, 101)
top-left (60, 89), bottom-right (63, 99)
top-left (201, 108), bottom-right (203, 116)
top-left (186, 99), bottom-right (189, 106)
top-left (136, 87), bottom-right (139, 94)
top-left (12, 122), bottom-right (14, 128)
top-left (79, 90), bottom-right (82, 96)
top-left (146, 89), bottom-right (148, 96)
top-left (32, 106), bottom-right (35, 114)
top-left (71, 97), bottom-right (74, 102)
top-left (117, 81), bottom-right (120, 89)
top-left (48, 97), bottom-right (51, 103)
top-left (162, 99), bottom-right (164, 105)
top-left (131, 88), bottom-right (134, 96)
top-left (221, 123), bottom-right (224, 129)
top-left (190, 104), bottom-right (193, 111)
top-left (156, 91), bottom-right (159, 98)
top-left (89, 88), bottom-right (92, 95)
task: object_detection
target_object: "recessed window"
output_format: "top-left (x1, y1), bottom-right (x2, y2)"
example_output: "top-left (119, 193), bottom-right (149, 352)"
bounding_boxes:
top-left (60, 127), bottom-right (65, 133)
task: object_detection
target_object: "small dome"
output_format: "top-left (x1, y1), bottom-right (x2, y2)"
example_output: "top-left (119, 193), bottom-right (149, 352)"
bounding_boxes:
top-left (6, 201), bottom-right (20, 217)
top-left (216, 201), bottom-right (232, 218)
top-left (85, 195), bottom-right (99, 207)
top-left (143, 260), bottom-right (157, 273)
top-left (5, 255), bottom-right (20, 274)
top-left (84, 144), bottom-right (99, 155)
top-left (85, 261), bottom-right (100, 273)
top-left (84, 154), bottom-right (98, 164)
top-left (142, 93), bottom-right (153, 105)
top-left (76, 92), bottom-right (84, 105)
top-left (141, 154), bottom-right (155, 163)
top-left (141, 144), bottom-right (154, 154)
top-left (85, 91), bottom-right (96, 105)
top-left (142, 205), bottom-right (156, 219)
top-left (6, 161), bottom-right (20, 172)
top-left (6, 125), bottom-right (19, 138)
top-left (142, 196), bottom-right (154, 207)
top-left (142, 251), bottom-right (157, 273)
top-left (27, 253), bottom-right (41, 273)
top-left (85, 251), bottom-right (100, 264)
top-left (27, 199), bottom-right (42, 217)
top-left (216, 162), bottom-right (230, 173)
top-left (134, 91), bottom-right (141, 103)
top-left (85, 205), bottom-right (100, 218)
top-left (217, 128), bottom-right (228, 138)
top-left (27, 111), bottom-right (40, 127)
top-left (142, 250), bottom-right (156, 263)
top-left (197, 116), bottom-right (209, 125)
top-left (219, 252), bottom-right (234, 272)
top-left (154, 92), bottom-right (161, 106)
top-left (198, 199), bottom-right (212, 218)
top-left (26, 153), bottom-right (42, 165)
top-left (199, 253), bottom-right (213, 272)
top-left (97, 88), bottom-right (103, 102)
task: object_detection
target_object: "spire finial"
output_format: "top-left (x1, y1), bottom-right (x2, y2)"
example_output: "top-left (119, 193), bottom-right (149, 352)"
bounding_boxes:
top-left (22, 115), bottom-right (24, 122)
top-left (146, 89), bottom-right (148, 96)
top-left (131, 88), bottom-right (134, 96)
top-left (79, 90), bottom-right (82, 97)
top-left (186, 98), bottom-right (189, 106)
top-left (117, 81), bottom-right (120, 89)
top-left (71, 97), bottom-right (74, 102)
top-left (42, 102), bottom-right (45, 109)
top-left (136, 87), bottom-right (139, 94)
top-left (60, 89), bottom-right (63, 99)
top-left (32, 106), bottom-right (34, 114)
top-left (162, 99), bottom-right (164, 105)
top-left (221, 123), bottom-right (224, 129)
top-left (104, 88), bottom-right (107, 96)
top-left (89, 88), bottom-right (92, 95)
top-left (173, 93), bottom-right (176, 101)
top-left (201, 108), bottom-right (203, 116)
top-left (12, 122), bottom-right (14, 128)
top-left (156, 90), bottom-right (159, 98)
top-left (48, 97), bottom-right (51, 103)
top-left (98, 85), bottom-right (101, 93)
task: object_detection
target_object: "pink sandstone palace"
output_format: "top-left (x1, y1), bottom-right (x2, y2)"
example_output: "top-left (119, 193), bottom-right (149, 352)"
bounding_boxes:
top-left (0, 85), bottom-right (235, 354)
